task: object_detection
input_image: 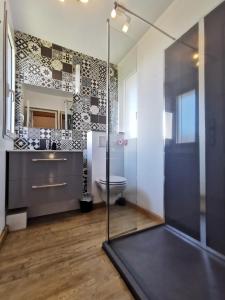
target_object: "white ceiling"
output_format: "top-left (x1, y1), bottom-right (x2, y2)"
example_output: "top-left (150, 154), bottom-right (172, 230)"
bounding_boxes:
top-left (9, 0), bottom-right (174, 63)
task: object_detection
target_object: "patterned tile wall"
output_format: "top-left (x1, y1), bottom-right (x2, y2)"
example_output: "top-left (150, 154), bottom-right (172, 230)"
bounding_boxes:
top-left (14, 128), bottom-right (83, 151)
top-left (14, 31), bottom-right (118, 192)
top-left (14, 31), bottom-right (118, 145)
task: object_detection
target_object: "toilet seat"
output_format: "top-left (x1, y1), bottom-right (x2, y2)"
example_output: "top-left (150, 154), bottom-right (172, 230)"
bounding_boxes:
top-left (98, 176), bottom-right (127, 185)
top-left (96, 176), bottom-right (127, 205)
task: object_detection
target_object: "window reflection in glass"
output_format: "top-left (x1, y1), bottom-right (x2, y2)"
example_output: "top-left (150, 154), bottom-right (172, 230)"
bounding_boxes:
top-left (177, 90), bottom-right (196, 143)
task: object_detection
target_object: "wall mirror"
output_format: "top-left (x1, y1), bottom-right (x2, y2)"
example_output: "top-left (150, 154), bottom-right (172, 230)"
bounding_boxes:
top-left (22, 84), bottom-right (73, 130)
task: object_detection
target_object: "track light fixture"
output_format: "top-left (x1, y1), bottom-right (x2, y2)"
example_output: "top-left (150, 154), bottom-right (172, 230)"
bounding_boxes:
top-left (111, 2), bottom-right (131, 34)
top-left (111, 8), bottom-right (117, 19)
top-left (110, 1), bottom-right (178, 41)
top-left (122, 15), bottom-right (131, 33)
top-left (111, 2), bottom-right (118, 18)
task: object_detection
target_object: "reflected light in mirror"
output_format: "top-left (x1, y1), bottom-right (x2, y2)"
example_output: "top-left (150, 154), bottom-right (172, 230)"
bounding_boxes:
top-left (163, 111), bottom-right (173, 140)
top-left (75, 64), bottom-right (81, 94)
top-left (193, 53), bottom-right (199, 60)
top-left (49, 153), bottom-right (55, 159)
top-left (26, 100), bottom-right (30, 127)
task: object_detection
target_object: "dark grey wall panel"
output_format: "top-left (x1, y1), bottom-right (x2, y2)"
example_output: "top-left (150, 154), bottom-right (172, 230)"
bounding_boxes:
top-left (164, 25), bottom-right (200, 240)
top-left (205, 1), bottom-right (225, 256)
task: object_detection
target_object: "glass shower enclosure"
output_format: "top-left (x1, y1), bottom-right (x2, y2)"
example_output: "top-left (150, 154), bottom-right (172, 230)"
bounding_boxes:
top-left (103, 2), bottom-right (225, 299)
top-left (105, 15), bottom-right (159, 242)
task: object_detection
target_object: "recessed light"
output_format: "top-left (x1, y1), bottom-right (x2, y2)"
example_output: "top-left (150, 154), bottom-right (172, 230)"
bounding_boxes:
top-left (80, 0), bottom-right (89, 3)
top-left (59, 0), bottom-right (65, 2)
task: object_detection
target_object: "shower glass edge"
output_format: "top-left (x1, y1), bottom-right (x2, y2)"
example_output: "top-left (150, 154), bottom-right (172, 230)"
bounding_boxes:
top-left (106, 18), bottom-right (140, 241)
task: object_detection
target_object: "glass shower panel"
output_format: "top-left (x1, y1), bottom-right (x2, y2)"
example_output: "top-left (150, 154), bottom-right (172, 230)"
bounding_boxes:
top-left (108, 24), bottom-right (139, 239)
top-left (164, 24), bottom-right (201, 240)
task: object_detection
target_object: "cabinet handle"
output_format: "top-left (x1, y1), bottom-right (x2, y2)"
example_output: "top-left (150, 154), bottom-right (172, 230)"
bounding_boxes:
top-left (32, 183), bottom-right (67, 189)
top-left (32, 158), bottom-right (67, 162)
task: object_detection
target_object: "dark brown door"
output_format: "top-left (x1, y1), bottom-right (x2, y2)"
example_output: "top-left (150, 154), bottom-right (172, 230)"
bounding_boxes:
top-left (164, 25), bottom-right (200, 240)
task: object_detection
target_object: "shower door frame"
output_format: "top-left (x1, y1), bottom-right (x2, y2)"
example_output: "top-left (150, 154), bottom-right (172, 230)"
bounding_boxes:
top-left (106, 18), bottom-right (110, 242)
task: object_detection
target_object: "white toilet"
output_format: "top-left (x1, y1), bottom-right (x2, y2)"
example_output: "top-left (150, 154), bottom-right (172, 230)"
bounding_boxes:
top-left (96, 176), bottom-right (127, 205)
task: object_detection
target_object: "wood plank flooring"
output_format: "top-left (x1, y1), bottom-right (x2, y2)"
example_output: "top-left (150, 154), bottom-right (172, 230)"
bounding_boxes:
top-left (0, 206), bottom-right (162, 300)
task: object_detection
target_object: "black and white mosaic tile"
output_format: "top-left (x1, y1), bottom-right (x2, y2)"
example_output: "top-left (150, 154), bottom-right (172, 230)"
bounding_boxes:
top-left (61, 130), bottom-right (72, 140)
top-left (61, 140), bottom-right (73, 151)
top-left (27, 138), bottom-right (40, 150)
top-left (72, 130), bottom-right (82, 140)
top-left (28, 128), bottom-right (40, 139)
top-left (40, 128), bottom-right (51, 139)
top-left (14, 137), bottom-right (29, 150)
top-left (51, 129), bottom-right (62, 140)
top-left (81, 113), bottom-right (90, 123)
top-left (72, 140), bottom-right (82, 150)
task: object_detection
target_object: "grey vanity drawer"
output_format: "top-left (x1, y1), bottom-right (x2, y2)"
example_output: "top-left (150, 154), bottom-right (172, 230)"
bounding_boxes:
top-left (8, 152), bottom-right (83, 180)
top-left (8, 175), bottom-right (82, 209)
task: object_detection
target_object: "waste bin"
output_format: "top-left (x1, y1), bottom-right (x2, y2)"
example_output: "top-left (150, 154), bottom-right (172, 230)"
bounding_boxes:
top-left (80, 193), bottom-right (93, 213)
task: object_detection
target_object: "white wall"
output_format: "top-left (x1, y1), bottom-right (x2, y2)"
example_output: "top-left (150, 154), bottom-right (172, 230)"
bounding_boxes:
top-left (118, 47), bottom-right (137, 132)
top-left (87, 131), bottom-right (107, 203)
top-left (118, 0), bottom-right (224, 218)
top-left (118, 47), bottom-right (137, 205)
top-left (0, 0), bottom-right (14, 235)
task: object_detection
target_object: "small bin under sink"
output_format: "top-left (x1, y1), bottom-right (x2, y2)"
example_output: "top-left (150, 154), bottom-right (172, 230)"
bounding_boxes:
top-left (80, 193), bottom-right (93, 213)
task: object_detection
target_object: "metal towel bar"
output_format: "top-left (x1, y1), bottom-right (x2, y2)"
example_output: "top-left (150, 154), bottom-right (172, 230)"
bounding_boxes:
top-left (32, 183), bottom-right (67, 189)
top-left (32, 158), bottom-right (67, 162)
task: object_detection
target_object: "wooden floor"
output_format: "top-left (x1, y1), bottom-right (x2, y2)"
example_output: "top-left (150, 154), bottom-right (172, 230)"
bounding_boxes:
top-left (0, 206), bottom-right (162, 300)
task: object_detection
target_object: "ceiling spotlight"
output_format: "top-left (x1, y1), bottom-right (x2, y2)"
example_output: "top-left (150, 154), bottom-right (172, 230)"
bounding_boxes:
top-left (111, 2), bottom-right (118, 18)
top-left (59, 0), bottom-right (65, 2)
top-left (122, 22), bottom-right (129, 33)
top-left (110, 2), bottom-right (131, 33)
top-left (111, 8), bottom-right (117, 19)
top-left (122, 16), bottom-right (130, 33)
top-left (79, 0), bottom-right (89, 3)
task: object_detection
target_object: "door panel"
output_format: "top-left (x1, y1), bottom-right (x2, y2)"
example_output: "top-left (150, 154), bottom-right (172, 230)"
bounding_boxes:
top-left (165, 25), bottom-right (200, 240)
top-left (205, 2), bottom-right (225, 255)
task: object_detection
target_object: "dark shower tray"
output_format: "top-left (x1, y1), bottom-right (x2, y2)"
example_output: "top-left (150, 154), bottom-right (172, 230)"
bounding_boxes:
top-left (103, 225), bottom-right (225, 300)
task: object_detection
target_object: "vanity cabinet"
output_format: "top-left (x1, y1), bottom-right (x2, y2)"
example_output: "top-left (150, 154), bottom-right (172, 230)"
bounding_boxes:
top-left (7, 151), bottom-right (83, 217)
